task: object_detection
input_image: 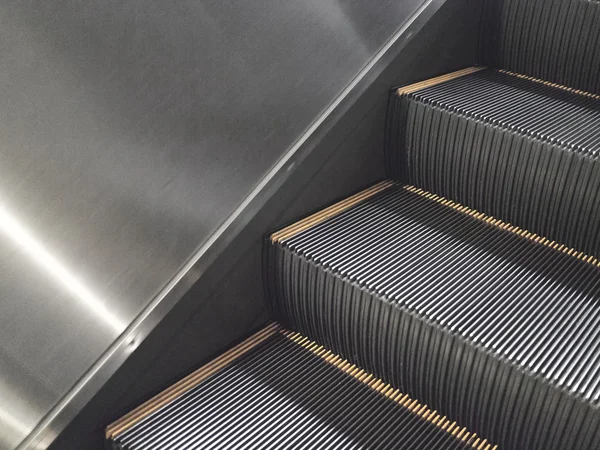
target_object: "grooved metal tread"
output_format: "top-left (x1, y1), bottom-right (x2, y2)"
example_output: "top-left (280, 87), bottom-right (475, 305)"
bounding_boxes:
top-left (399, 68), bottom-right (600, 156)
top-left (106, 324), bottom-right (494, 450)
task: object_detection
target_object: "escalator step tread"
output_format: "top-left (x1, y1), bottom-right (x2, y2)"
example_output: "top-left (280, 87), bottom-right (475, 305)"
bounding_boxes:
top-left (106, 324), bottom-right (492, 450)
top-left (401, 68), bottom-right (600, 154)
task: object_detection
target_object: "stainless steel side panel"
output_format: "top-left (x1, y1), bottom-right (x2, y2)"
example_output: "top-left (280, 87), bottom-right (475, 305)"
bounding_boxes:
top-left (0, 0), bottom-right (428, 448)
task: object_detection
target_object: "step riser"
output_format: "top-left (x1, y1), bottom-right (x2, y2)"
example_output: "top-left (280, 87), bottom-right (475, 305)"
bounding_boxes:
top-left (267, 243), bottom-right (600, 450)
top-left (481, 0), bottom-right (600, 95)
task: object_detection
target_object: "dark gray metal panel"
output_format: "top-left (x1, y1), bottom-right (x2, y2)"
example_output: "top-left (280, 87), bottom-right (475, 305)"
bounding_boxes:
top-left (48, 0), bottom-right (480, 447)
top-left (0, 1), bottom-right (435, 448)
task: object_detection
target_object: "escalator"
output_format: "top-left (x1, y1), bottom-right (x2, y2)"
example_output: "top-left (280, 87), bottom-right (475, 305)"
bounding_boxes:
top-left (106, 1), bottom-right (600, 448)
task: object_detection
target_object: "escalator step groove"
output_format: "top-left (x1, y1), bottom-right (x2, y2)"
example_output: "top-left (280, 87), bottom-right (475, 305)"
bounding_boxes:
top-left (267, 181), bottom-right (600, 450)
top-left (106, 324), bottom-right (493, 449)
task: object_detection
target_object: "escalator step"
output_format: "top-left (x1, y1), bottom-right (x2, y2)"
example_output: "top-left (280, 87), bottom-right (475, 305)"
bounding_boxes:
top-left (267, 181), bottom-right (600, 450)
top-left (480, 0), bottom-right (600, 95)
top-left (106, 323), bottom-right (493, 450)
top-left (386, 67), bottom-right (600, 258)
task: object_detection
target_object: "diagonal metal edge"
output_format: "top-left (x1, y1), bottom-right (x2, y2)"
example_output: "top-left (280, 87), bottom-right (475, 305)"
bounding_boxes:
top-left (17, 0), bottom-right (450, 447)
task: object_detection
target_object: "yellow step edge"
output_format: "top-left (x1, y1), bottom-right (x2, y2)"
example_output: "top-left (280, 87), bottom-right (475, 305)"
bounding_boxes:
top-left (396, 66), bottom-right (486, 96)
top-left (403, 185), bottom-right (600, 269)
top-left (499, 69), bottom-right (600, 101)
top-left (395, 66), bottom-right (600, 101)
top-left (105, 322), bottom-right (281, 439)
top-left (271, 179), bottom-right (599, 269)
top-left (284, 329), bottom-right (496, 450)
top-left (270, 180), bottom-right (394, 243)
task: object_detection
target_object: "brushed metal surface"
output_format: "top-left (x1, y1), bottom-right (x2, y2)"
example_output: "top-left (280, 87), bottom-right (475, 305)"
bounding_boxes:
top-left (0, 0), bottom-right (429, 448)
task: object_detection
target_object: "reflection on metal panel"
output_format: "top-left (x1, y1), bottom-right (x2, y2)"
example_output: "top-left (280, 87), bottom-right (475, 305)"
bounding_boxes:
top-left (0, 0), bottom-right (427, 448)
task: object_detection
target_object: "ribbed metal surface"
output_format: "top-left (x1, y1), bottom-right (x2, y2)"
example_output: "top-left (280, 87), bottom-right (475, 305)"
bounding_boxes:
top-left (480, 0), bottom-right (600, 94)
top-left (107, 325), bottom-right (491, 450)
top-left (267, 183), bottom-right (600, 450)
top-left (386, 68), bottom-right (600, 258)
